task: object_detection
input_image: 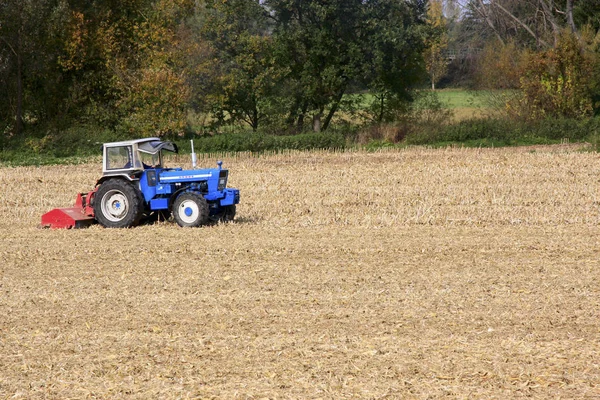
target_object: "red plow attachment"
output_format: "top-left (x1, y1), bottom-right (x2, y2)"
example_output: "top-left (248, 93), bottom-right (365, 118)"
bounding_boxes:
top-left (41, 190), bottom-right (97, 229)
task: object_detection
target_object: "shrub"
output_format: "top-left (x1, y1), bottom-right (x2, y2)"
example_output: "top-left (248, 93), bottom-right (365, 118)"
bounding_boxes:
top-left (405, 116), bottom-right (600, 146)
top-left (512, 32), bottom-right (594, 120)
top-left (358, 91), bottom-right (454, 145)
top-left (178, 132), bottom-right (347, 153)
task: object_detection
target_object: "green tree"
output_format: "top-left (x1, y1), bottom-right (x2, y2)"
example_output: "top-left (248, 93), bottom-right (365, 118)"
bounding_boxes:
top-left (0, 0), bottom-right (70, 135)
top-left (195, 0), bottom-right (277, 132)
top-left (361, 0), bottom-right (428, 123)
top-left (268, 0), bottom-right (367, 132)
top-left (267, 0), bottom-right (427, 131)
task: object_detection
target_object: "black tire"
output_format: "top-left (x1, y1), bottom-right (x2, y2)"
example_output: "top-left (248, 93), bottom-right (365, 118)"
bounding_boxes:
top-left (210, 205), bottom-right (236, 223)
top-left (173, 192), bottom-right (209, 227)
top-left (93, 179), bottom-right (144, 228)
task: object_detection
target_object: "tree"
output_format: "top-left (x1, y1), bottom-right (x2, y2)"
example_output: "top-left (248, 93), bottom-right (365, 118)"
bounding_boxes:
top-left (424, 0), bottom-right (448, 90)
top-left (361, 0), bottom-right (428, 123)
top-left (266, 0), bottom-right (427, 131)
top-left (0, 0), bottom-right (69, 135)
top-left (115, 0), bottom-right (194, 137)
top-left (195, 0), bottom-right (277, 132)
top-left (57, 0), bottom-right (196, 137)
top-left (465, 0), bottom-right (581, 50)
top-left (265, 0), bottom-right (363, 132)
top-left (574, 1), bottom-right (600, 33)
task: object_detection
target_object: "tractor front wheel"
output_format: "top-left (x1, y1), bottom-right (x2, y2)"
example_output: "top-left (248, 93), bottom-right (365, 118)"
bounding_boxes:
top-left (173, 192), bottom-right (209, 227)
top-left (94, 179), bottom-right (143, 228)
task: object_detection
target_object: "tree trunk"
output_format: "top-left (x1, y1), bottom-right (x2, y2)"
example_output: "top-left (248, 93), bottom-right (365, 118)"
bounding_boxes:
top-left (566, 0), bottom-right (577, 35)
top-left (322, 88), bottom-right (345, 131)
top-left (15, 30), bottom-right (23, 136)
top-left (313, 113), bottom-right (321, 132)
top-left (297, 102), bottom-right (308, 131)
top-left (538, 0), bottom-right (561, 47)
top-left (251, 108), bottom-right (259, 131)
top-left (377, 93), bottom-right (385, 123)
top-left (286, 97), bottom-right (301, 128)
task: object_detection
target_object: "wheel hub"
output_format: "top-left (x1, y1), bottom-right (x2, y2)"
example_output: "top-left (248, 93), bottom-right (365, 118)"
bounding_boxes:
top-left (101, 191), bottom-right (129, 222)
top-left (178, 200), bottom-right (199, 224)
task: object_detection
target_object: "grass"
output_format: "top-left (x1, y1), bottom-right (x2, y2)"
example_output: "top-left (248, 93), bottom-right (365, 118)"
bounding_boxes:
top-left (434, 89), bottom-right (485, 109)
top-left (1, 146), bottom-right (600, 398)
top-left (356, 89), bottom-right (501, 121)
top-left (435, 89), bottom-right (515, 121)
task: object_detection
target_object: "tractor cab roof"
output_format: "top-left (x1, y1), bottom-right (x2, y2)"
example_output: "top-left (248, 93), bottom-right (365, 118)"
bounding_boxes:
top-left (138, 139), bottom-right (178, 155)
top-left (101, 138), bottom-right (179, 177)
top-left (104, 138), bottom-right (178, 154)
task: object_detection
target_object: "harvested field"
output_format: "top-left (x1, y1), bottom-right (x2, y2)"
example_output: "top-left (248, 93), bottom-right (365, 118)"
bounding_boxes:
top-left (1, 145), bottom-right (600, 398)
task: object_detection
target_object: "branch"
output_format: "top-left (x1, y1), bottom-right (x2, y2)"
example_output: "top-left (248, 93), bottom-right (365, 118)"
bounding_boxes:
top-left (0, 37), bottom-right (18, 57)
top-left (474, 0), bottom-right (505, 45)
top-left (538, 0), bottom-right (561, 45)
top-left (493, 1), bottom-right (550, 47)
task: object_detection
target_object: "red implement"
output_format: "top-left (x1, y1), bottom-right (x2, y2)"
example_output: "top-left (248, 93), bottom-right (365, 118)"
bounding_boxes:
top-left (41, 189), bottom-right (97, 229)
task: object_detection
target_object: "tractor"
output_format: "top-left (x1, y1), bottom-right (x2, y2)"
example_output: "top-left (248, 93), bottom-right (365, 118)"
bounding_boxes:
top-left (41, 138), bottom-right (240, 228)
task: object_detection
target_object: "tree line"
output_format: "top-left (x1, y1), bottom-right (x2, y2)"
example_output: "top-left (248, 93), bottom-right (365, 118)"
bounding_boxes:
top-left (1, 0), bottom-right (600, 142)
top-left (0, 0), bottom-right (435, 138)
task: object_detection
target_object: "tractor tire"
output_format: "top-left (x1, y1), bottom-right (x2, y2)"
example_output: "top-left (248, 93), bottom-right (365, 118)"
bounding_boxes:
top-left (173, 192), bottom-right (209, 227)
top-left (210, 205), bottom-right (236, 223)
top-left (93, 179), bottom-right (144, 228)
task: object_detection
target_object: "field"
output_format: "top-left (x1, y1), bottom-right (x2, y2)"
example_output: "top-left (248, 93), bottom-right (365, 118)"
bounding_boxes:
top-left (2, 145), bottom-right (600, 398)
top-left (435, 89), bottom-right (496, 121)
top-left (359, 89), bottom-right (499, 122)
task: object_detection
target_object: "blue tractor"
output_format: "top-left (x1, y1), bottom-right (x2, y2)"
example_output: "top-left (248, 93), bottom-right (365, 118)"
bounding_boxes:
top-left (89, 138), bottom-right (240, 228)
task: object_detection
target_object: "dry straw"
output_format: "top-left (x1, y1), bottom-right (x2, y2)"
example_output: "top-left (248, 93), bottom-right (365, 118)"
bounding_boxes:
top-left (1, 145), bottom-right (599, 398)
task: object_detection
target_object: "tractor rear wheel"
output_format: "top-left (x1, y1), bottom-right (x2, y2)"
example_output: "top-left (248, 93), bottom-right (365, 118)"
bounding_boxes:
top-left (173, 192), bottom-right (209, 227)
top-left (93, 179), bottom-right (143, 228)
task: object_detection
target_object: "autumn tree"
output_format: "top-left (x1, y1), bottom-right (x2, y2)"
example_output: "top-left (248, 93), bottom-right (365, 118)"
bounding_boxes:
top-left (513, 32), bottom-right (594, 119)
top-left (423, 0), bottom-right (448, 90)
top-left (115, 0), bottom-right (195, 137)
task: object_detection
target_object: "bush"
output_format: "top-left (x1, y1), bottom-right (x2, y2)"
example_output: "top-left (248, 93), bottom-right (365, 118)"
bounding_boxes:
top-left (179, 132), bottom-right (347, 153)
top-left (358, 91), bottom-right (454, 145)
top-left (513, 32), bottom-right (594, 120)
top-left (405, 116), bottom-right (600, 146)
top-left (0, 125), bottom-right (124, 166)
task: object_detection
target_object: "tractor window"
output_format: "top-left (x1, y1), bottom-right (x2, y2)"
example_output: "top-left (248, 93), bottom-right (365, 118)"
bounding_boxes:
top-left (139, 151), bottom-right (162, 169)
top-left (106, 146), bottom-right (133, 170)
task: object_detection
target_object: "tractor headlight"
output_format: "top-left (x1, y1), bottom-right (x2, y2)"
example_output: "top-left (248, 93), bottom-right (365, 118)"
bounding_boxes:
top-left (218, 170), bottom-right (228, 191)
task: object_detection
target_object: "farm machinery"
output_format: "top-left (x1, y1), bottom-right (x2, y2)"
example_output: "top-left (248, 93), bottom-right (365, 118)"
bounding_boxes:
top-left (41, 138), bottom-right (240, 228)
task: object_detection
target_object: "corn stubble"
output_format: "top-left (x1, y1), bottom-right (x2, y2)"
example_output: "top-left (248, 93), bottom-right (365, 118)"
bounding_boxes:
top-left (1, 146), bottom-right (600, 398)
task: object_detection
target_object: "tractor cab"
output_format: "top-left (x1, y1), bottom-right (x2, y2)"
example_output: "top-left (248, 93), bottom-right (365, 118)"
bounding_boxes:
top-left (102, 138), bottom-right (178, 176)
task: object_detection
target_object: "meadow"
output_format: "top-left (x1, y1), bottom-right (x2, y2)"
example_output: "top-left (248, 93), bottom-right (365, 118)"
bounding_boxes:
top-left (1, 145), bottom-right (600, 398)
